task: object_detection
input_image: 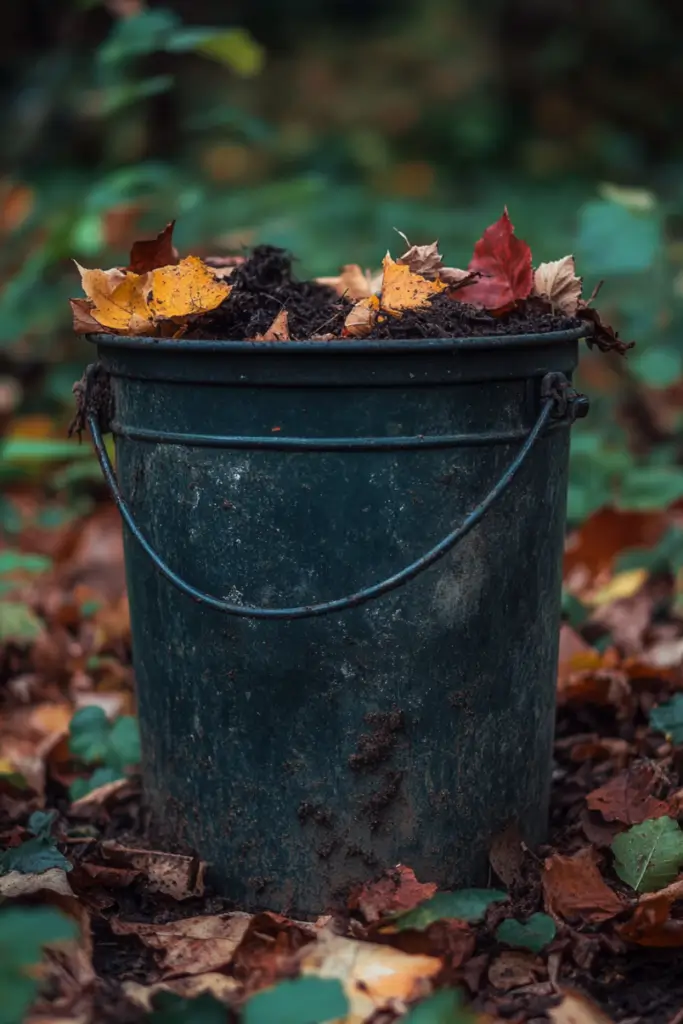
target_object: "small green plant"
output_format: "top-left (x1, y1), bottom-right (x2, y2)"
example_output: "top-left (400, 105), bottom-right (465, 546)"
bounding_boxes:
top-left (0, 906), bottom-right (78, 1024)
top-left (0, 810), bottom-right (71, 876)
top-left (68, 705), bottom-right (141, 800)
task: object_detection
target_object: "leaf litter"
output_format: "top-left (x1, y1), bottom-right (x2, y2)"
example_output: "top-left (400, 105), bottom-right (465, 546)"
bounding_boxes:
top-left (70, 213), bottom-right (632, 351)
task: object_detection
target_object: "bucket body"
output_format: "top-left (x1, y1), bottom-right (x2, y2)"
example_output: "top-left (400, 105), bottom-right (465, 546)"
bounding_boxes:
top-left (93, 332), bottom-right (581, 917)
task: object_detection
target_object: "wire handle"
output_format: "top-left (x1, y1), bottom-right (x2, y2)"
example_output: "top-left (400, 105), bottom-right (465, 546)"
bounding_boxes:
top-left (88, 372), bottom-right (583, 620)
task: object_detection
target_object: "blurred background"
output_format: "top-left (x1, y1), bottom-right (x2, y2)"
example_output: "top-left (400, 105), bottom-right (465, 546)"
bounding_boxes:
top-left (3, 0), bottom-right (683, 554)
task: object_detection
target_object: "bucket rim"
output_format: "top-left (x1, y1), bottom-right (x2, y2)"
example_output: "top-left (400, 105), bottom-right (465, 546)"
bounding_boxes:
top-left (88, 323), bottom-right (590, 355)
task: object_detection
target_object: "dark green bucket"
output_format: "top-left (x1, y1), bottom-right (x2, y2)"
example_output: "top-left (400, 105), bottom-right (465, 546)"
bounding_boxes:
top-left (86, 328), bottom-right (588, 917)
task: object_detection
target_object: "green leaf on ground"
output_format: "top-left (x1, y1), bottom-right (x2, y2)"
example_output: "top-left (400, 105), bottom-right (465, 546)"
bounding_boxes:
top-left (650, 695), bottom-right (683, 745)
top-left (0, 835), bottom-right (72, 876)
top-left (69, 765), bottom-right (124, 802)
top-left (69, 706), bottom-right (140, 772)
top-left (393, 888), bottom-right (507, 931)
top-left (495, 912), bottom-right (556, 953)
top-left (0, 550), bottom-right (52, 577)
top-left (0, 906), bottom-right (78, 1024)
top-left (146, 991), bottom-right (227, 1023)
top-left (403, 989), bottom-right (475, 1024)
top-left (27, 810), bottom-right (58, 840)
top-left (0, 601), bottom-right (44, 645)
top-left (243, 977), bottom-right (348, 1024)
top-left (611, 816), bottom-right (683, 892)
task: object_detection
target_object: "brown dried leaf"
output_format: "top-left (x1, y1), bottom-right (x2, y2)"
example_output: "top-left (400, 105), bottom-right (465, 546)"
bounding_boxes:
top-left (343, 295), bottom-right (380, 338)
top-left (397, 238), bottom-right (443, 280)
top-left (577, 301), bottom-right (635, 356)
top-left (617, 877), bottom-right (683, 947)
top-left (585, 762), bottom-right (671, 825)
top-left (111, 912), bottom-right (252, 978)
top-left (489, 821), bottom-right (525, 887)
top-left (69, 299), bottom-right (103, 335)
top-left (0, 867), bottom-right (75, 900)
top-left (254, 309), bottom-right (290, 341)
top-left (381, 254), bottom-right (446, 314)
top-left (128, 221), bottom-right (178, 274)
top-left (488, 950), bottom-right (540, 991)
top-left (533, 255), bottom-right (582, 315)
top-left (315, 264), bottom-right (374, 300)
top-left (542, 846), bottom-right (626, 923)
top-left (99, 841), bottom-right (206, 900)
top-left (348, 864), bottom-right (438, 924)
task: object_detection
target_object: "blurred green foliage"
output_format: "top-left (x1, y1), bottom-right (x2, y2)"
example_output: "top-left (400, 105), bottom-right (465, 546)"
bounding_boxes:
top-left (1, 0), bottom-right (683, 526)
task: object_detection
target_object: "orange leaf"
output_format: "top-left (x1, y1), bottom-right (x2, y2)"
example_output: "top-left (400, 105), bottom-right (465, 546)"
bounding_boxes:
top-left (618, 878), bottom-right (683, 947)
top-left (344, 295), bottom-right (380, 338)
top-left (380, 254), bottom-right (446, 314)
top-left (147, 256), bottom-right (231, 322)
top-left (348, 864), bottom-right (437, 924)
top-left (543, 846), bottom-right (626, 923)
top-left (455, 208), bottom-right (533, 313)
top-left (254, 309), bottom-right (290, 341)
top-left (585, 762), bottom-right (671, 825)
top-left (128, 221), bottom-right (178, 274)
top-left (315, 264), bottom-right (374, 300)
top-left (75, 263), bottom-right (154, 334)
top-left (533, 255), bottom-right (582, 315)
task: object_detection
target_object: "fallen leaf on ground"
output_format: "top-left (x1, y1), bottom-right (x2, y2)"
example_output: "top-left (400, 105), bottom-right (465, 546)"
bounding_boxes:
top-left (650, 693), bottom-right (683, 744)
top-left (488, 950), bottom-right (541, 991)
top-left (0, 866), bottom-right (75, 901)
top-left (315, 264), bottom-right (374, 299)
top-left (533, 255), bottom-right (582, 315)
top-left (585, 762), bottom-right (671, 825)
top-left (542, 847), bottom-right (626, 922)
top-left (396, 237), bottom-right (443, 279)
top-left (128, 221), bottom-right (178, 274)
top-left (343, 295), bottom-right (380, 337)
top-left (231, 911), bottom-right (317, 993)
top-left (380, 254), bottom-right (446, 314)
top-left (254, 309), bottom-right (290, 341)
top-left (549, 989), bottom-right (616, 1024)
top-left (243, 976), bottom-right (348, 1024)
top-left (385, 888), bottom-right (507, 932)
top-left (69, 777), bottom-right (137, 818)
top-left (348, 864), bottom-right (437, 923)
top-left (489, 822), bottom-right (525, 887)
top-left (111, 912), bottom-right (252, 978)
top-left (611, 816), bottom-right (683, 892)
top-left (495, 913), bottom-right (556, 953)
top-left (617, 877), bottom-right (683, 947)
top-left (454, 208), bottom-right (533, 313)
top-left (123, 973), bottom-right (239, 1011)
top-left (98, 841), bottom-right (205, 900)
top-left (299, 931), bottom-right (441, 1024)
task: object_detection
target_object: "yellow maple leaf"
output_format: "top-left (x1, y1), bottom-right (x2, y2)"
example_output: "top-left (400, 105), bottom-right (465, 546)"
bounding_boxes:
top-left (75, 264), bottom-right (154, 334)
top-left (380, 253), bottom-right (446, 315)
top-left (315, 264), bottom-right (375, 300)
top-left (147, 256), bottom-right (231, 321)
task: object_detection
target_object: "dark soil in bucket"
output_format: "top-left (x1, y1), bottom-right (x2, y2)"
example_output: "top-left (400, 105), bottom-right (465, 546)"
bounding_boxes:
top-left (189, 245), bottom-right (583, 340)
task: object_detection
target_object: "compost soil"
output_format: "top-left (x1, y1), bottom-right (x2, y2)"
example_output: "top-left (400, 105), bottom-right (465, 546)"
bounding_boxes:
top-left (189, 246), bottom-right (582, 340)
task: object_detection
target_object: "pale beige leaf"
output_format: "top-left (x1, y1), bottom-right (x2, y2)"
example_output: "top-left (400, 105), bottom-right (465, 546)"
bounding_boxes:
top-left (549, 990), bottom-right (616, 1024)
top-left (0, 868), bottom-right (74, 899)
top-left (123, 974), bottom-right (239, 1011)
top-left (315, 264), bottom-right (373, 300)
top-left (344, 295), bottom-right (379, 338)
top-left (254, 309), bottom-right (290, 341)
top-left (533, 255), bottom-right (582, 316)
top-left (100, 841), bottom-right (206, 900)
top-left (397, 239), bottom-right (443, 280)
top-left (300, 931), bottom-right (440, 1024)
top-left (111, 912), bottom-right (252, 978)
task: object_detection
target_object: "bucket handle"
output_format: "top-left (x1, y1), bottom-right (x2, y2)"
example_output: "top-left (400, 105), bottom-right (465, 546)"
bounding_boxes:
top-left (88, 371), bottom-right (587, 621)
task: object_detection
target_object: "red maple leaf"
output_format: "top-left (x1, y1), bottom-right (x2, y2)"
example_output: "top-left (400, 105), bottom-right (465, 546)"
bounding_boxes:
top-left (456, 208), bottom-right (533, 314)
